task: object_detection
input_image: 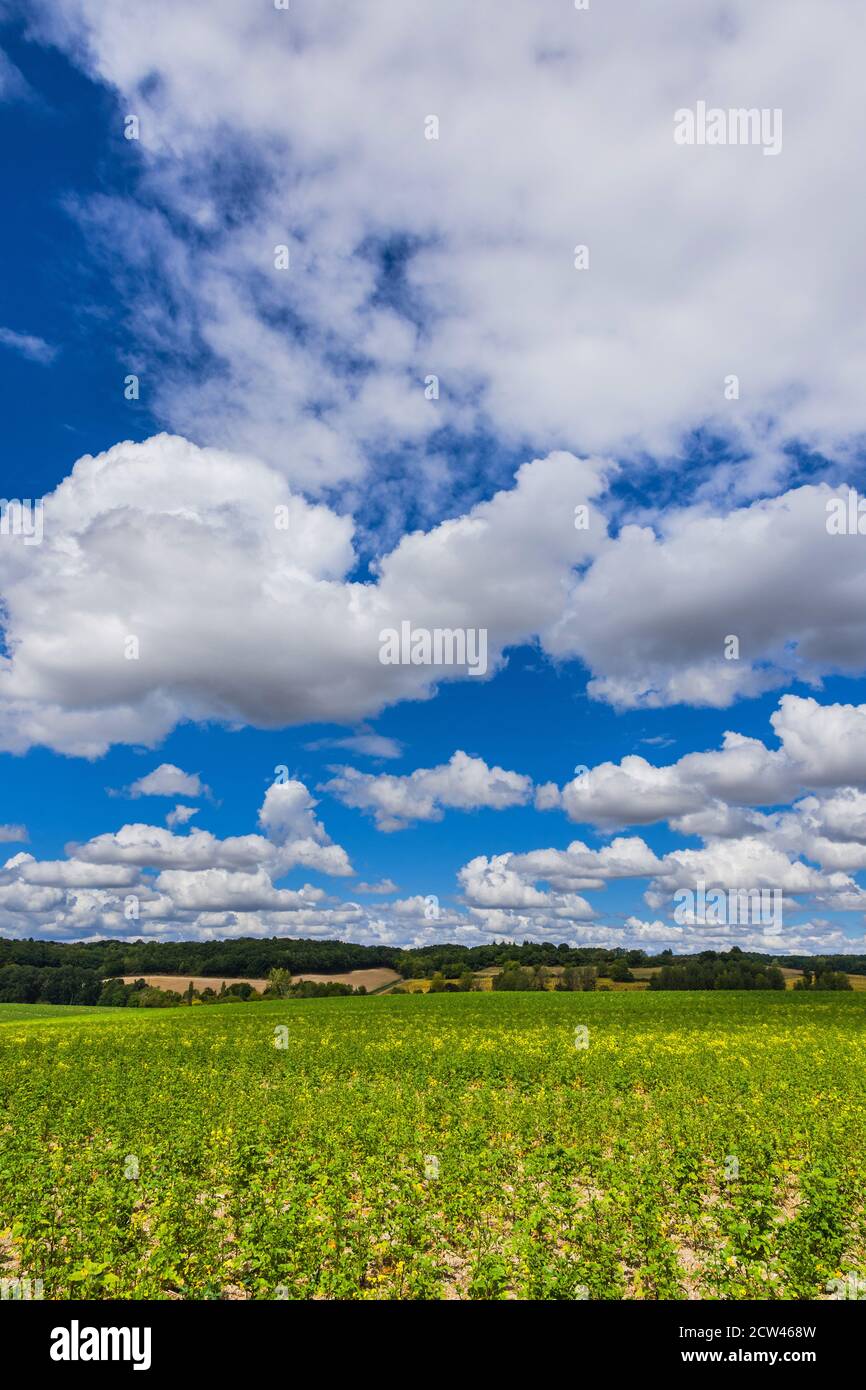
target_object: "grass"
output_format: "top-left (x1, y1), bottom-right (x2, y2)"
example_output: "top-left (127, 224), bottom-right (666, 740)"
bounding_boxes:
top-left (0, 1003), bottom-right (119, 1022)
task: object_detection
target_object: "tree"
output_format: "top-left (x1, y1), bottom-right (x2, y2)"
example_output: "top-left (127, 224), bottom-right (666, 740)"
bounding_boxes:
top-left (651, 953), bottom-right (786, 991)
top-left (493, 967), bottom-right (532, 992)
top-left (225, 982), bottom-right (253, 1000)
top-left (608, 960), bottom-right (634, 983)
top-left (557, 965), bottom-right (597, 992)
top-left (269, 968), bottom-right (293, 998)
top-left (130, 987), bottom-right (182, 1008)
top-left (0, 964), bottom-right (40, 1003)
top-left (98, 978), bottom-right (132, 1007)
top-left (795, 969), bottom-right (851, 991)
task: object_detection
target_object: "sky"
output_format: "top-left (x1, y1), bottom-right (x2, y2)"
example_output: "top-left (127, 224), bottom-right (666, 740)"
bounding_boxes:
top-left (2, 0), bottom-right (866, 954)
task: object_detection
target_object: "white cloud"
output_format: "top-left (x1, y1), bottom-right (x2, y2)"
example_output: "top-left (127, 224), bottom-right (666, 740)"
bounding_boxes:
top-left (459, 853), bottom-right (595, 917)
top-left (305, 729), bottom-right (403, 760)
top-left (0, 437), bottom-right (604, 755)
top-left (25, 0), bottom-right (866, 496)
top-left (153, 868), bottom-right (320, 913)
top-left (541, 695), bottom-right (866, 829)
top-left (0, 49), bottom-right (32, 103)
top-left (258, 778), bottom-right (353, 876)
top-left (646, 838), bottom-right (853, 903)
top-left (7, 437), bottom-right (866, 763)
top-left (6, 0), bottom-right (866, 960)
top-left (70, 824), bottom-right (271, 873)
top-left (126, 763), bottom-right (209, 799)
top-left (322, 750), bottom-right (533, 831)
top-left (0, 326), bottom-right (57, 365)
top-left (511, 837), bottom-right (664, 888)
top-left (3, 851), bottom-right (140, 890)
top-left (0, 824), bottom-right (27, 843)
top-left (623, 917), bottom-right (687, 944)
top-left (548, 485), bottom-right (866, 710)
top-left (0, 775), bottom-right (353, 940)
top-left (623, 913), bottom-right (866, 957)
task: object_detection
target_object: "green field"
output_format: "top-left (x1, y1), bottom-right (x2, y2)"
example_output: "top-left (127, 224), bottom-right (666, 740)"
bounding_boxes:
top-left (1, 991), bottom-right (864, 1300)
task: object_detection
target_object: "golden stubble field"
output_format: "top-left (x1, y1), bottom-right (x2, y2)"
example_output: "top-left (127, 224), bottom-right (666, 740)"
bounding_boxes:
top-left (115, 968), bottom-right (401, 994)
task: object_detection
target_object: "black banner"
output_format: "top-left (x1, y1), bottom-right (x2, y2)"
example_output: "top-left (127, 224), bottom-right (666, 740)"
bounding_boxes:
top-left (5, 1297), bottom-right (856, 1377)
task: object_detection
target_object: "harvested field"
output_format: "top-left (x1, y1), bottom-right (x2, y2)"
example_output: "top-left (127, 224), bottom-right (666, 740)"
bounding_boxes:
top-left (285, 968), bottom-right (400, 993)
top-left (116, 967), bottom-right (401, 994)
top-left (117, 974), bottom-right (270, 994)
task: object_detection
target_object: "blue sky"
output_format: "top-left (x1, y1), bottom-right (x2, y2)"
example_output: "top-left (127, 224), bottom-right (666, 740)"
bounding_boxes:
top-left (2, 1), bottom-right (866, 953)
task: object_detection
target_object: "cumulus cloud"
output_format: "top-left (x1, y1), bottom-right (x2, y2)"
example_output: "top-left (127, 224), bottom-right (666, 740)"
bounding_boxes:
top-left (153, 868), bottom-right (322, 914)
top-left (0, 824), bottom-right (27, 843)
top-left (623, 917), bottom-right (686, 944)
top-left (547, 485), bottom-right (866, 710)
top-left (645, 839), bottom-right (854, 905)
top-left (7, 436), bottom-right (866, 763)
top-left (24, 0), bottom-right (866, 503)
top-left (257, 779), bottom-right (353, 876)
top-left (3, 851), bottom-right (139, 889)
top-left (510, 838), bottom-right (664, 888)
top-left (0, 776), bottom-right (353, 941)
top-left (70, 824), bottom-right (272, 873)
top-left (540, 695), bottom-right (866, 829)
top-left (0, 436), bottom-right (605, 755)
top-left (6, 3), bottom-right (866, 956)
top-left (451, 798), bottom-right (866, 955)
top-left (457, 837), bottom-right (670, 924)
top-left (322, 750), bottom-right (533, 831)
top-left (125, 763), bottom-right (209, 799)
top-left (459, 854), bottom-right (594, 917)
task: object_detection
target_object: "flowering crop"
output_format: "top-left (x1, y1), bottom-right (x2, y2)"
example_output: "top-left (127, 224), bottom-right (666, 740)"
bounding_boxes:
top-left (0, 991), bottom-right (864, 1300)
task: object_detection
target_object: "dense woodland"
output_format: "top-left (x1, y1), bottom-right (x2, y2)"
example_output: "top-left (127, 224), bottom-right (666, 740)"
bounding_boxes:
top-left (648, 957), bottom-right (787, 990)
top-left (0, 936), bottom-right (863, 1005)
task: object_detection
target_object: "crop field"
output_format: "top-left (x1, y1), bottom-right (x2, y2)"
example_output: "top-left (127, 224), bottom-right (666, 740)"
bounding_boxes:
top-left (0, 991), bottom-right (864, 1301)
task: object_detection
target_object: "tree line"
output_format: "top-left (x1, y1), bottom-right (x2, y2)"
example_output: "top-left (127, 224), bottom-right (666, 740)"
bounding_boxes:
top-left (649, 951), bottom-right (853, 992)
top-left (0, 937), bottom-right (861, 1005)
